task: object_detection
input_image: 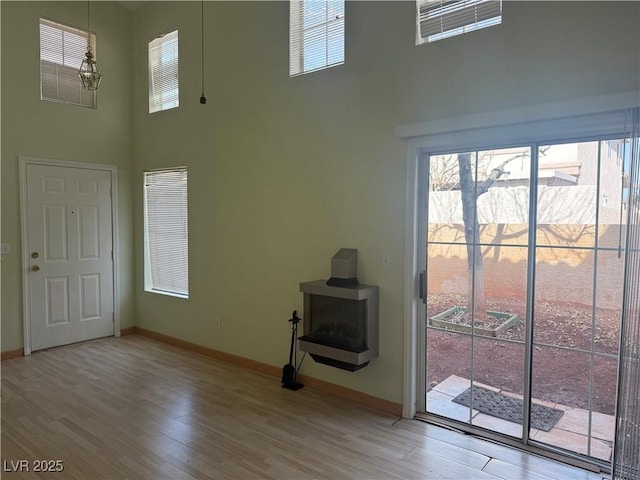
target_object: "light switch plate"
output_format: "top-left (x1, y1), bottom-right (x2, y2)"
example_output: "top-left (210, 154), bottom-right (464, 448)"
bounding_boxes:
top-left (0, 243), bottom-right (10, 255)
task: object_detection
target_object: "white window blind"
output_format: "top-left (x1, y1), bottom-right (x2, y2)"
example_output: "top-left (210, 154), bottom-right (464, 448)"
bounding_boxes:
top-left (417, 0), bottom-right (502, 44)
top-left (39, 18), bottom-right (96, 108)
top-left (149, 30), bottom-right (179, 113)
top-left (143, 168), bottom-right (189, 298)
top-left (290, 0), bottom-right (345, 77)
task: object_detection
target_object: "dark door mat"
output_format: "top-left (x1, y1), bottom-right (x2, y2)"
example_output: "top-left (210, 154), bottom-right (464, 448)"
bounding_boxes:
top-left (452, 385), bottom-right (564, 432)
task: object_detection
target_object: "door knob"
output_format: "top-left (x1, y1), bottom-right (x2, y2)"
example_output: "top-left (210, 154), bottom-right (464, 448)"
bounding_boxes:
top-left (31, 252), bottom-right (39, 259)
top-left (31, 265), bottom-right (40, 272)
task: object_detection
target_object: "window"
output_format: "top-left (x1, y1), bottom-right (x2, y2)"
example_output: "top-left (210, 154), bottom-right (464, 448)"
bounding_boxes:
top-left (416, 0), bottom-right (502, 44)
top-left (149, 30), bottom-right (179, 113)
top-left (39, 18), bottom-right (96, 108)
top-left (290, 0), bottom-right (345, 76)
top-left (143, 168), bottom-right (189, 298)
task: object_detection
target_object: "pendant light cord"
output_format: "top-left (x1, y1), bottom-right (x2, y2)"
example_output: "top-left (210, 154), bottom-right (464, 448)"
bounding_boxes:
top-left (200, 0), bottom-right (206, 102)
top-left (87, 0), bottom-right (91, 50)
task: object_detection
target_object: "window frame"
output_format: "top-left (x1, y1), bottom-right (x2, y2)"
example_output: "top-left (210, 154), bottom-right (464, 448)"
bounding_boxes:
top-left (397, 91), bottom-right (640, 421)
top-left (416, 0), bottom-right (502, 45)
top-left (289, 0), bottom-right (345, 77)
top-left (143, 167), bottom-right (189, 299)
top-left (39, 17), bottom-right (97, 108)
top-left (148, 28), bottom-right (179, 114)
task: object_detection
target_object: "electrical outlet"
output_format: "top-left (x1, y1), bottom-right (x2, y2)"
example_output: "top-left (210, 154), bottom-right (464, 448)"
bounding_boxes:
top-left (382, 254), bottom-right (391, 270)
top-left (215, 317), bottom-right (221, 329)
top-left (0, 243), bottom-right (10, 255)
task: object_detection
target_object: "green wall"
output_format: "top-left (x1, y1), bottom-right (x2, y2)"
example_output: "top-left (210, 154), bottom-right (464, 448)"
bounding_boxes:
top-left (1, 1), bottom-right (134, 351)
top-left (2, 1), bottom-right (639, 404)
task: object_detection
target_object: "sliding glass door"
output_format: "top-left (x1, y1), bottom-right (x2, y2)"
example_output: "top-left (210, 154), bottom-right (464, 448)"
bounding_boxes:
top-left (425, 146), bottom-right (530, 440)
top-left (423, 137), bottom-right (629, 467)
top-left (531, 140), bottom-right (625, 461)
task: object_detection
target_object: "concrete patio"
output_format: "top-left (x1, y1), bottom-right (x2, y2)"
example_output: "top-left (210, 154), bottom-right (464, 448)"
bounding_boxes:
top-left (426, 375), bottom-right (615, 462)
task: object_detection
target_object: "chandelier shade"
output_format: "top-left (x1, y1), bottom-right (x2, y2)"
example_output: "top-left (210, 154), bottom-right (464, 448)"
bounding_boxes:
top-left (79, 48), bottom-right (102, 90)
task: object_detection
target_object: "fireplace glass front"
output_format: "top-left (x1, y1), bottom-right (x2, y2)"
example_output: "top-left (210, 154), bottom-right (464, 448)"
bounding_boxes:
top-left (298, 279), bottom-right (379, 371)
top-left (301, 294), bottom-right (367, 352)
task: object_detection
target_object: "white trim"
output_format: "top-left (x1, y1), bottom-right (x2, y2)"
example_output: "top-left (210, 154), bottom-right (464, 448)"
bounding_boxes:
top-left (400, 91), bottom-right (640, 419)
top-left (144, 289), bottom-right (188, 300)
top-left (396, 90), bottom-right (640, 140)
top-left (19, 156), bottom-right (120, 355)
top-left (111, 165), bottom-right (121, 339)
top-left (19, 160), bottom-right (32, 355)
top-left (403, 140), bottom-right (430, 419)
top-left (402, 140), bottom-right (421, 419)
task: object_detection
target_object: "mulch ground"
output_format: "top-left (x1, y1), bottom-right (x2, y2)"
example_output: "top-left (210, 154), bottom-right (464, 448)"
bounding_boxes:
top-left (426, 295), bottom-right (620, 415)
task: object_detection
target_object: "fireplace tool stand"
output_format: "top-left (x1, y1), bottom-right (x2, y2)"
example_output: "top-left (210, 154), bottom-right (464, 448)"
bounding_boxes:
top-left (282, 310), bottom-right (304, 391)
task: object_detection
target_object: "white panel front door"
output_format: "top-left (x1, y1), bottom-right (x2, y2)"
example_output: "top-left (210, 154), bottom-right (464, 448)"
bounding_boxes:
top-left (26, 163), bottom-right (114, 351)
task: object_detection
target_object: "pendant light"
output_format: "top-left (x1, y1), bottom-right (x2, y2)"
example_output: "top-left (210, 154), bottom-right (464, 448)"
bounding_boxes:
top-left (78, 0), bottom-right (102, 90)
top-left (199, 0), bottom-right (207, 104)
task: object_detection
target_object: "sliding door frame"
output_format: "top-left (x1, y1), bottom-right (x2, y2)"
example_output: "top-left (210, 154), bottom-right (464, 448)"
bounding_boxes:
top-left (400, 91), bottom-right (640, 471)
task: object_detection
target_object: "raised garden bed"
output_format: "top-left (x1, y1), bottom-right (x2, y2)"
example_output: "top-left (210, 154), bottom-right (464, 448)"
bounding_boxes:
top-left (430, 306), bottom-right (519, 337)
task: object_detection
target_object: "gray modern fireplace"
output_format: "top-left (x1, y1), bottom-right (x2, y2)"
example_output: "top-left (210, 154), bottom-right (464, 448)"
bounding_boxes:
top-left (298, 249), bottom-right (379, 371)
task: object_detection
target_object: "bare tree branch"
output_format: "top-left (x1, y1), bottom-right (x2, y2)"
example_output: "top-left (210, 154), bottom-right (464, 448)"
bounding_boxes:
top-left (476, 153), bottom-right (527, 197)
